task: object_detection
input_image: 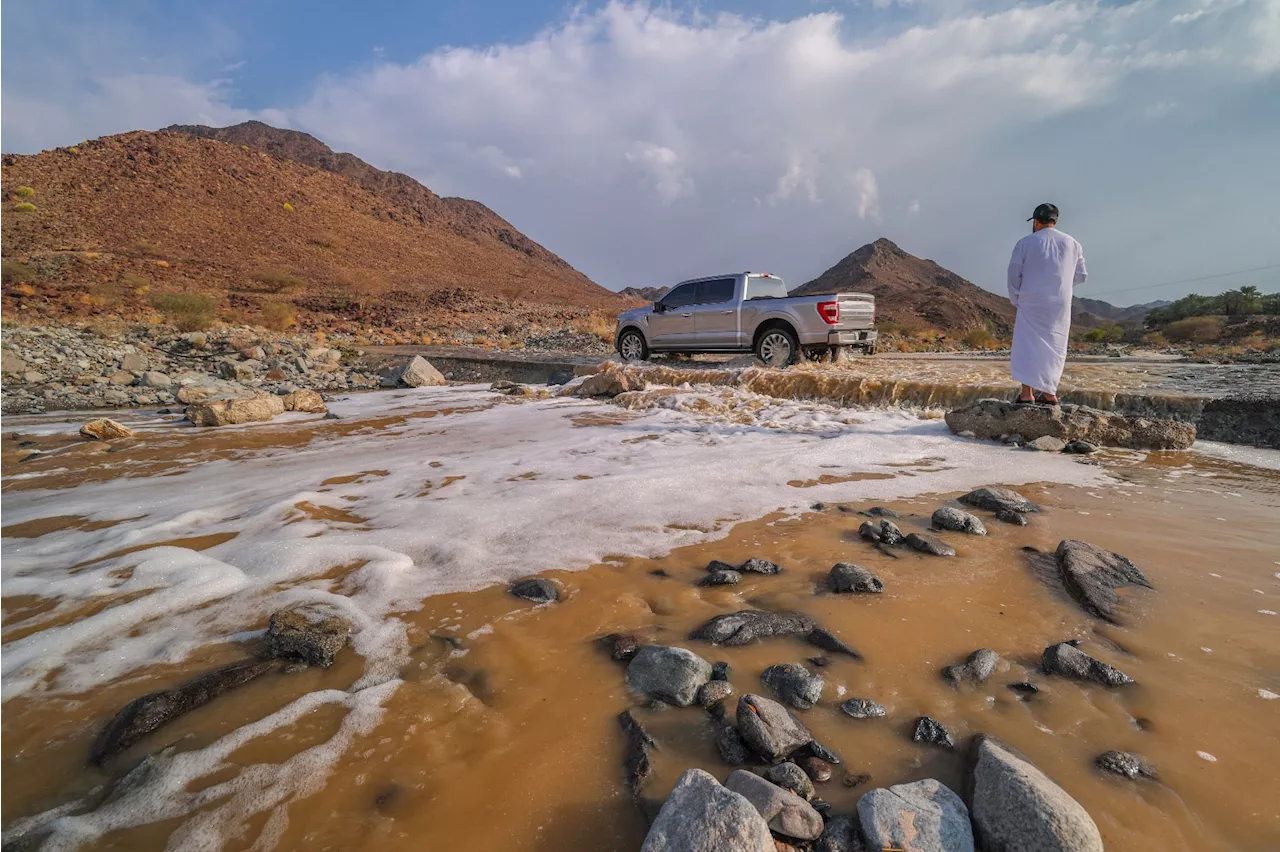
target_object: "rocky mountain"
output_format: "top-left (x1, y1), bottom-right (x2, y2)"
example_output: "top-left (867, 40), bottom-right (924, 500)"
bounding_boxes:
top-left (1073, 297), bottom-right (1170, 326)
top-left (792, 238), bottom-right (1015, 334)
top-left (619, 286), bottom-right (670, 302)
top-left (2, 124), bottom-right (618, 335)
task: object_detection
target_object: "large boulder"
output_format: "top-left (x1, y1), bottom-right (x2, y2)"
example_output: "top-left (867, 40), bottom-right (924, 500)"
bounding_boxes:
top-left (1055, 540), bottom-right (1153, 624)
top-left (942, 648), bottom-right (1002, 686)
top-left (690, 610), bottom-right (815, 646)
top-left (761, 663), bottom-right (825, 710)
top-left (266, 602), bottom-right (353, 667)
top-left (1042, 641), bottom-right (1134, 686)
top-left (967, 734), bottom-right (1104, 852)
top-left (725, 770), bottom-right (824, 841)
top-left (931, 507), bottom-right (987, 535)
top-left (737, 693), bottom-right (813, 761)
top-left (829, 563), bottom-right (883, 594)
top-left (641, 768), bottom-right (775, 852)
top-left (626, 645), bottom-right (713, 707)
top-left (80, 418), bottom-right (134, 441)
top-left (857, 779), bottom-right (974, 852)
top-left (945, 398), bottom-right (1195, 450)
top-left (567, 364), bottom-right (646, 398)
top-left (282, 388), bottom-right (328, 413)
top-left (400, 356), bottom-right (447, 388)
top-left (185, 393), bottom-right (284, 426)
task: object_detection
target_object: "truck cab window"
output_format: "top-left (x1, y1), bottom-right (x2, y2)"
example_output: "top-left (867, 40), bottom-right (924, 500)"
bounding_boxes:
top-left (697, 278), bottom-right (736, 305)
top-left (658, 283), bottom-right (697, 310)
top-left (745, 275), bottom-right (788, 301)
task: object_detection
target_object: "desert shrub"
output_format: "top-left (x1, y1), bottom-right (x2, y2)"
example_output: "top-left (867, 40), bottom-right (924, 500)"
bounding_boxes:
top-left (152, 293), bottom-right (215, 331)
top-left (89, 315), bottom-right (127, 338)
top-left (252, 269), bottom-right (305, 293)
top-left (260, 302), bottom-right (297, 331)
top-left (571, 312), bottom-right (616, 344)
top-left (282, 202), bottom-right (295, 212)
top-left (1082, 324), bottom-right (1124, 343)
top-left (9, 283), bottom-right (37, 297)
top-left (1141, 332), bottom-right (1169, 348)
top-left (155, 260), bottom-right (170, 268)
top-left (11, 186), bottom-right (35, 199)
top-left (2, 260), bottom-right (36, 284)
top-left (1165, 315), bottom-right (1224, 344)
top-left (121, 272), bottom-right (148, 288)
top-left (12, 202), bottom-right (36, 213)
top-left (307, 233), bottom-right (338, 249)
top-left (961, 327), bottom-right (998, 349)
top-left (67, 146), bottom-right (80, 155)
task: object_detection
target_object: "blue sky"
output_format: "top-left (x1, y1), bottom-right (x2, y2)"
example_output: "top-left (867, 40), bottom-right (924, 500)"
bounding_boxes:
top-left (4, 1), bottom-right (1279, 302)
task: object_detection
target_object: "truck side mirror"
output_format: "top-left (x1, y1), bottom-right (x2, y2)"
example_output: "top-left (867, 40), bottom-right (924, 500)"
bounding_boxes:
top-left (653, 302), bottom-right (666, 313)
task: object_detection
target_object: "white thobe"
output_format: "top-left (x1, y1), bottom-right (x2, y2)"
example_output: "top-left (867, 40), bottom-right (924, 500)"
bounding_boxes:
top-left (1007, 227), bottom-right (1087, 395)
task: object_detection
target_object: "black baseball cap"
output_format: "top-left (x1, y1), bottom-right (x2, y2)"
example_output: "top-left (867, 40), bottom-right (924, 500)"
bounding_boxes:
top-left (1028, 203), bottom-right (1059, 223)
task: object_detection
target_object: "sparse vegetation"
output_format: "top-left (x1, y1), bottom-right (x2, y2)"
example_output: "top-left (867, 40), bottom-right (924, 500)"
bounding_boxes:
top-left (571, 312), bottom-right (616, 344)
top-left (282, 202), bottom-right (295, 212)
top-left (13, 202), bottom-right (37, 213)
top-left (121, 272), bottom-right (149, 288)
top-left (89, 316), bottom-right (127, 338)
top-left (152, 293), bottom-right (215, 331)
top-left (155, 260), bottom-right (171, 268)
top-left (1081, 324), bottom-right (1124, 343)
top-left (1146, 286), bottom-right (1276, 326)
top-left (1164, 315), bottom-right (1224, 344)
top-left (11, 186), bottom-right (35, 199)
top-left (2, 260), bottom-right (36, 285)
top-left (960, 327), bottom-right (998, 349)
top-left (260, 302), bottom-right (297, 331)
top-left (252, 270), bottom-right (305, 294)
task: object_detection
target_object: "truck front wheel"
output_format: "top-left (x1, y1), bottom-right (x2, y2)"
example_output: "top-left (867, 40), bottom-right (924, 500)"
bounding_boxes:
top-left (617, 328), bottom-right (648, 362)
top-left (755, 325), bottom-right (799, 368)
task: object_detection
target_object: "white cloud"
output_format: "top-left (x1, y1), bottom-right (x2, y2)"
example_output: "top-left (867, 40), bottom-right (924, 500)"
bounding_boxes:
top-left (851, 168), bottom-right (880, 221)
top-left (625, 142), bottom-right (694, 204)
top-left (907, 199), bottom-right (921, 215)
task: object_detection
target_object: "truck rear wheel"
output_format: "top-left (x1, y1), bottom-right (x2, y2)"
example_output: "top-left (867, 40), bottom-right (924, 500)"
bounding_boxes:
top-left (617, 328), bottom-right (648, 362)
top-left (755, 324), bottom-right (799, 368)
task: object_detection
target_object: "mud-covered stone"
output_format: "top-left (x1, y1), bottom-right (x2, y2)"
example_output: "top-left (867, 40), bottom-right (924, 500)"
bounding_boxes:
top-left (1042, 642), bottom-right (1135, 686)
top-left (841, 698), bottom-right (886, 719)
top-left (858, 519), bottom-right (905, 545)
top-left (799, 756), bottom-right (834, 783)
top-left (1095, 750), bottom-right (1158, 780)
top-left (958, 486), bottom-right (1040, 514)
top-left (738, 557), bottom-right (783, 575)
top-left (619, 709), bottom-right (657, 794)
top-left (737, 693), bottom-right (812, 761)
top-left (698, 679), bottom-right (735, 708)
top-left (905, 532), bottom-right (956, 557)
top-left (691, 610), bottom-right (815, 646)
top-left (761, 663), bottom-right (825, 710)
top-left (1055, 540), bottom-right (1153, 624)
top-left (79, 417), bottom-right (134, 440)
top-left (931, 507), bottom-right (987, 535)
top-left (806, 627), bottom-right (861, 659)
top-left (828, 563), bottom-right (884, 594)
top-left (700, 569), bottom-right (743, 587)
top-left (266, 602), bottom-right (354, 667)
top-left (942, 648), bottom-right (1001, 686)
top-left (509, 577), bottom-right (559, 603)
top-left (627, 645), bottom-right (713, 707)
top-left (912, 716), bottom-right (955, 749)
top-left (996, 507), bottom-right (1030, 525)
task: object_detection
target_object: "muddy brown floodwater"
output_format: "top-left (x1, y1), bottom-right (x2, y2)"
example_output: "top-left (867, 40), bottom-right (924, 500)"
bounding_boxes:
top-left (3, 437), bottom-right (1280, 849)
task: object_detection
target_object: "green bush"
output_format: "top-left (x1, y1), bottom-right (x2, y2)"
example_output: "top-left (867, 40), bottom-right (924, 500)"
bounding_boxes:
top-left (1165, 315), bottom-right (1223, 344)
top-left (12, 202), bottom-right (36, 213)
top-left (2, 260), bottom-right (36, 284)
top-left (152, 293), bottom-right (215, 331)
top-left (260, 302), bottom-right (297, 331)
top-left (11, 186), bottom-right (35, 199)
top-left (252, 269), bottom-right (305, 293)
top-left (1082, 324), bottom-right (1124, 343)
top-left (960, 327), bottom-right (998, 349)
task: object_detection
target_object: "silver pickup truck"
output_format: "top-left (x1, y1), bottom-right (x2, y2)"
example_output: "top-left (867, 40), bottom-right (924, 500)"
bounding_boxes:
top-left (615, 272), bottom-right (876, 366)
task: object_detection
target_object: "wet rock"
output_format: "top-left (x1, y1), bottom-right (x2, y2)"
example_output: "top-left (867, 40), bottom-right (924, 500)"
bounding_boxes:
top-left (185, 393), bottom-right (284, 427)
top-left (942, 648), bottom-right (1001, 686)
top-left (79, 417), bottom-right (133, 441)
top-left (863, 506), bottom-right (900, 518)
top-left (857, 778), bottom-right (974, 852)
top-left (814, 813), bottom-right (863, 852)
top-left (691, 610), bottom-right (815, 646)
top-left (698, 680), bottom-right (735, 708)
top-left (1198, 394), bottom-right (1280, 449)
top-left (912, 716), bottom-right (955, 749)
top-left (1064, 440), bottom-right (1097, 454)
top-left (282, 388), bottom-right (327, 413)
top-left (91, 659), bottom-right (276, 764)
top-left (996, 507), bottom-right (1030, 525)
top-left (841, 698), bottom-right (886, 719)
top-left (266, 602), bottom-right (353, 667)
top-left (626, 645), bottom-right (713, 707)
top-left (604, 633), bottom-right (640, 661)
top-left (828, 563), bottom-right (883, 594)
top-left (1055, 540), bottom-right (1153, 624)
top-left (1029, 435), bottom-right (1067, 452)
top-left (765, 762), bottom-right (815, 800)
top-left (700, 569), bottom-right (743, 587)
top-left (958, 486), bottom-right (1040, 514)
top-left (712, 661), bottom-right (732, 681)
top-left (799, 756), bottom-right (833, 783)
top-left (761, 663), bottom-right (825, 710)
top-left (1007, 682), bottom-right (1040, 696)
top-left (842, 772), bottom-right (872, 789)
top-left (509, 578), bottom-right (558, 603)
top-left (858, 519), bottom-right (904, 545)
top-left (726, 770), bottom-right (824, 841)
top-left (945, 398), bottom-right (1195, 450)
top-left (322, 411), bottom-right (342, 420)
top-left (717, 724), bottom-right (754, 765)
top-left (1095, 750), bottom-right (1158, 781)
top-left (803, 739), bottom-right (842, 765)
top-left (400, 355), bottom-right (447, 388)
top-left (737, 694), bottom-right (813, 761)
top-left (571, 366), bottom-right (646, 398)
top-left (904, 532), bottom-right (956, 557)
top-left (930, 507), bottom-right (987, 535)
top-left (807, 656), bottom-right (829, 668)
top-left (806, 627), bottom-right (861, 659)
top-left (640, 768), bottom-right (775, 852)
top-left (1042, 642), bottom-right (1135, 686)
top-left (967, 734), bottom-right (1104, 852)
top-left (619, 709), bottom-right (657, 794)
top-left (739, 557), bottom-right (783, 575)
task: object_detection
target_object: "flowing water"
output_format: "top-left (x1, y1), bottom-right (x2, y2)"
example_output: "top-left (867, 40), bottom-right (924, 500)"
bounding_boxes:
top-left (2, 380), bottom-right (1278, 851)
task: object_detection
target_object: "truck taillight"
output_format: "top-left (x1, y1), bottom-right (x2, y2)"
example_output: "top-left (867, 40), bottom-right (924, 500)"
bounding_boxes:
top-left (817, 301), bottom-right (840, 325)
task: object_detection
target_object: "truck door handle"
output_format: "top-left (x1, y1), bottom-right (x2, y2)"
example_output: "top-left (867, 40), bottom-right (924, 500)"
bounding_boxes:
top-left (720, 310), bottom-right (733, 314)
top-left (678, 312), bottom-right (691, 317)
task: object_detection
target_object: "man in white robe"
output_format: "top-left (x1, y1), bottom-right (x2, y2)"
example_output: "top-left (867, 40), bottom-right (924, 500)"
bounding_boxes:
top-left (1007, 202), bottom-right (1087, 404)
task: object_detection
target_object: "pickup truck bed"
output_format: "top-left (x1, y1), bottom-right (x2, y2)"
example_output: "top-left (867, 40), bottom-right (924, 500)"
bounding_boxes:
top-left (615, 272), bottom-right (876, 366)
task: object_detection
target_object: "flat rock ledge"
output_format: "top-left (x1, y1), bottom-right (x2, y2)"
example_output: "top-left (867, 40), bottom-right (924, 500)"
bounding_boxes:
top-left (945, 398), bottom-right (1195, 450)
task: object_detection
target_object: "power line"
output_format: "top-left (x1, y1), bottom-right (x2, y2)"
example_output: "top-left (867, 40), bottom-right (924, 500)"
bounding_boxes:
top-left (1087, 263), bottom-right (1280, 299)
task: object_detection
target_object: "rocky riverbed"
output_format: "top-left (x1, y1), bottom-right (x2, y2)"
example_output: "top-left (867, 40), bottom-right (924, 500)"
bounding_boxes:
top-left (2, 360), bottom-right (1279, 851)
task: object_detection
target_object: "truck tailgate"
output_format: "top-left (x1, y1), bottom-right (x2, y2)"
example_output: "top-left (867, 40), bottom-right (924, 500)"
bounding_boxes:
top-left (835, 293), bottom-right (874, 328)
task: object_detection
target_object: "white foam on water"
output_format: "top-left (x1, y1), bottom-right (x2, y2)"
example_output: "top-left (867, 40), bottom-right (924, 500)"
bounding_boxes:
top-left (1260, 689), bottom-right (1279, 700)
top-left (1192, 440), bottom-right (1280, 471)
top-left (1197, 751), bottom-right (1218, 762)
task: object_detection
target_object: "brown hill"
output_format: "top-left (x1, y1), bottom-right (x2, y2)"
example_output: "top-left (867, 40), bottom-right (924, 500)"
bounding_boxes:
top-left (1, 125), bottom-right (618, 335)
top-left (618, 286), bottom-right (669, 302)
top-left (793, 238), bottom-right (1014, 335)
